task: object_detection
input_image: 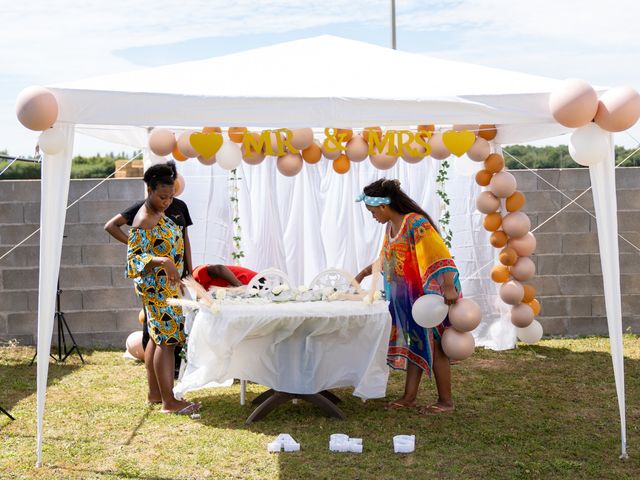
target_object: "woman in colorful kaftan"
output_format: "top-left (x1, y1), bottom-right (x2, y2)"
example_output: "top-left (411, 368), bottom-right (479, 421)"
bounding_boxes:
top-left (127, 161), bottom-right (199, 415)
top-left (355, 179), bottom-right (460, 415)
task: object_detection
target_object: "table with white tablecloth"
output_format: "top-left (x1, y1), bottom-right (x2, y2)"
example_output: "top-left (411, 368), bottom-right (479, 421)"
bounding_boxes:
top-left (174, 300), bottom-right (392, 420)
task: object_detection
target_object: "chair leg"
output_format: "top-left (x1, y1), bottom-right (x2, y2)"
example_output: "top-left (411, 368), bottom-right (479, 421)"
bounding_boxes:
top-left (240, 379), bottom-right (247, 406)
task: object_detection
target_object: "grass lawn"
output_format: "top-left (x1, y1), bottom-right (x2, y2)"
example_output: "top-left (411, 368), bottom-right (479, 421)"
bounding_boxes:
top-left (1, 337), bottom-right (639, 479)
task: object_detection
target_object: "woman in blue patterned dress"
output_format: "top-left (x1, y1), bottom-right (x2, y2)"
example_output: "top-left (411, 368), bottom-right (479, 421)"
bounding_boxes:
top-left (127, 161), bottom-right (199, 415)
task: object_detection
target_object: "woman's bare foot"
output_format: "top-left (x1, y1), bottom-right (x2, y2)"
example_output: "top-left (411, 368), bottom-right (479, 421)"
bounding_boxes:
top-left (385, 397), bottom-right (417, 410)
top-left (418, 400), bottom-right (454, 415)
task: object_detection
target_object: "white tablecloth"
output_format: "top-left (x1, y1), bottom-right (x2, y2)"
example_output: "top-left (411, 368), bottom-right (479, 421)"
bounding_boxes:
top-left (174, 300), bottom-right (392, 399)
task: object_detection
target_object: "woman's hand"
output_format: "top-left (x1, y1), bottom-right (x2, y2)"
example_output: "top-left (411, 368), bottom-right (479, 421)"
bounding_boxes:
top-left (162, 258), bottom-right (181, 286)
top-left (442, 284), bottom-right (458, 306)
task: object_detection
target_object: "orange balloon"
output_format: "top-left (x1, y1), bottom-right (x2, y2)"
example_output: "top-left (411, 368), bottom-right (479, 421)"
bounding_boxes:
top-left (522, 284), bottom-right (536, 304)
top-left (417, 124), bottom-right (435, 138)
top-left (484, 153), bottom-right (505, 174)
top-left (478, 124), bottom-right (497, 141)
top-left (499, 247), bottom-right (518, 266)
top-left (302, 142), bottom-right (322, 164)
top-left (483, 212), bottom-right (502, 232)
top-left (491, 265), bottom-right (510, 283)
top-left (333, 154), bottom-right (350, 174)
top-left (202, 126), bottom-right (222, 134)
top-left (172, 145), bottom-right (187, 162)
top-left (228, 127), bottom-right (247, 143)
top-left (506, 191), bottom-right (526, 212)
top-left (337, 128), bottom-right (353, 143)
top-left (475, 169), bottom-right (493, 187)
top-left (362, 126), bottom-right (382, 143)
top-left (490, 231), bottom-right (509, 248)
top-left (138, 309), bottom-right (145, 325)
top-left (527, 298), bottom-right (541, 316)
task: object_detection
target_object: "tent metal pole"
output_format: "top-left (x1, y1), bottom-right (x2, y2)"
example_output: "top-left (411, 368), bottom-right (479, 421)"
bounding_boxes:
top-left (390, 0), bottom-right (396, 50)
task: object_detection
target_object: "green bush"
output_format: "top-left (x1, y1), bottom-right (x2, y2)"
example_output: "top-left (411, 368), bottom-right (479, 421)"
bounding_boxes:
top-left (0, 152), bottom-right (131, 179)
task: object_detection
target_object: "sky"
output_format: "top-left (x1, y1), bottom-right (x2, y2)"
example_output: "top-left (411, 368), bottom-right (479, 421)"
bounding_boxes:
top-left (2, 0), bottom-right (639, 156)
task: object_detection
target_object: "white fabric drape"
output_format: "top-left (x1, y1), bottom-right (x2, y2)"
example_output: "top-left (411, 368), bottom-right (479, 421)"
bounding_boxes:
top-left (589, 136), bottom-right (627, 458)
top-left (35, 125), bottom-right (74, 467)
top-left (177, 155), bottom-right (513, 350)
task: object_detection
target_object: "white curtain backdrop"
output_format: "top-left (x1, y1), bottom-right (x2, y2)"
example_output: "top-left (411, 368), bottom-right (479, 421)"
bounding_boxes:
top-left (177, 155), bottom-right (514, 350)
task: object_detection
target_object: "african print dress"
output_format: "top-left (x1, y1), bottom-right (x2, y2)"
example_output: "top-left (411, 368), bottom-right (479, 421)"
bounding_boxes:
top-left (127, 215), bottom-right (185, 346)
top-left (381, 212), bottom-right (461, 375)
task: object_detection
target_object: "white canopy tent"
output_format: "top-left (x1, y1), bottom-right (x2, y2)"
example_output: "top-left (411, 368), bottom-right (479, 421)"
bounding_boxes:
top-left (33, 36), bottom-right (625, 464)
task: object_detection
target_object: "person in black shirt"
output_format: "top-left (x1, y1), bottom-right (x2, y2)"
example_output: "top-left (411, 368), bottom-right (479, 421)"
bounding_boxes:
top-left (104, 166), bottom-right (193, 377)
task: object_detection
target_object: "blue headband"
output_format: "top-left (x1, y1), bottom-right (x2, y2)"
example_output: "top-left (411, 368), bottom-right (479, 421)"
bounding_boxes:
top-left (355, 193), bottom-right (391, 206)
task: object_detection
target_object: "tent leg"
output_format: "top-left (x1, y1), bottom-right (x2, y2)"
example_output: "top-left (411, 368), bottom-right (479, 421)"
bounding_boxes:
top-left (588, 135), bottom-right (627, 459)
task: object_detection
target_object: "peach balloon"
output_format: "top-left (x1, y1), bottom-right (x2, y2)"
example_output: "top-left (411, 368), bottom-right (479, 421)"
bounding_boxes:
top-left (174, 173), bottom-right (185, 196)
top-left (467, 137), bottom-right (491, 162)
top-left (491, 265), bottom-right (510, 283)
top-left (510, 257), bottom-right (536, 281)
top-left (449, 298), bottom-right (482, 333)
top-left (197, 154), bottom-right (216, 166)
top-left (333, 154), bottom-right (351, 174)
top-left (228, 127), bottom-right (248, 143)
top-left (478, 124), bottom-right (497, 141)
top-left (483, 212), bottom-right (502, 232)
top-left (125, 331), bottom-right (145, 361)
top-left (500, 280), bottom-right (524, 305)
top-left (527, 298), bottom-right (541, 316)
top-left (346, 135), bottom-right (369, 162)
top-left (453, 124), bottom-right (479, 133)
top-left (177, 131), bottom-right (198, 158)
top-left (511, 304), bottom-right (534, 328)
top-left (15, 86), bottom-right (59, 131)
top-left (290, 128), bottom-right (314, 150)
top-left (594, 86), bottom-right (640, 132)
top-left (506, 191), bottom-right (526, 212)
top-left (484, 153), bottom-right (505, 174)
top-left (337, 128), bottom-right (353, 142)
top-left (148, 128), bottom-right (176, 157)
top-left (441, 329), bottom-right (475, 361)
top-left (362, 126), bottom-right (382, 143)
top-left (401, 139), bottom-right (427, 164)
top-left (490, 231), bottom-right (509, 248)
top-left (172, 145), bottom-right (187, 162)
top-left (489, 171), bottom-right (517, 198)
top-left (370, 143), bottom-right (398, 170)
top-left (502, 212), bottom-right (531, 238)
top-left (522, 285), bottom-right (536, 304)
top-left (549, 79), bottom-right (598, 128)
top-left (277, 153), bottom-right (303, 176)
top-left (428, 133), bottom-right (450, 160)
top-left (499, 247), bottom-right (518, 266)
top-left (202, 126), bottom-right (222, 134)
top-left (417, 124), bottom-right (435, 134)
top-left (322, 141), bottom-right (342, 160)
top-left (475, 170), bottom-right (493, 187)
top-left (302, 141), bottom-right (322, 164)
top-left (242, 132), bottom-right (266, 165)
top-left (508, 232), bottom-right (537, 257)
top-left (476, 191), bottom-right (500, 214)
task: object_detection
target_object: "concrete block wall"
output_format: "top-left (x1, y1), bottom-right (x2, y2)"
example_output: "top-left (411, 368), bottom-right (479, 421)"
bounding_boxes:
top-left (1, 168), bottom-right (639, 347)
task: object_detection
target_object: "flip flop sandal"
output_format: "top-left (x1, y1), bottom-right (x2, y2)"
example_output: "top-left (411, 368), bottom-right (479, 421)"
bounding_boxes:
top-left (161, 402), bottom-right (201, 415)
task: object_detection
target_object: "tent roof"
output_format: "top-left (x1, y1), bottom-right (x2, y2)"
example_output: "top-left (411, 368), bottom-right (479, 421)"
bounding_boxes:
top-left (50, 35), bottom-right (578, 142)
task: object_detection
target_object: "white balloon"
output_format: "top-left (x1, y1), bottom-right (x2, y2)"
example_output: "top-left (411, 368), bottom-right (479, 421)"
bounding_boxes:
top-left (411, 294), bottom-right (449, 328)
top-left (568, 123), bottom-right (610, 167)
top-left (38, 127), bottom-right (66, 155)
top-left (216, 141), bottom-right (243, 170)
top-left (516, 319), bottom-right (544, 344)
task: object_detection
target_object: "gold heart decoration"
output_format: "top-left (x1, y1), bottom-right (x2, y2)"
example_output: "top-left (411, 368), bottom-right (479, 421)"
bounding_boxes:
top-left (190, 132), bottom-right (223, 159)
top-left (442, 130), bottom-right (476, 157)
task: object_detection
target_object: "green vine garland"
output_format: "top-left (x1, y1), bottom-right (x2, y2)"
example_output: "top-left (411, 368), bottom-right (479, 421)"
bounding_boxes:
top-left (435, 159), bottom-right (453, 248)
top-left (229, 168), bottom-right (245, 264)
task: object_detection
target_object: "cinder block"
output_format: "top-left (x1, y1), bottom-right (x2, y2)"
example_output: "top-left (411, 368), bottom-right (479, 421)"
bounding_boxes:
top-left (107, 180), bottom-right (144, 201)
top-left (67, 180), bottom-right (108, 203)
top-left (81, 243), bottom-right (126, 266)
top-left (556, 274), bottom-right (604, 296)
top-left (615, 168), bottom-right (640, 188)
top-left (557, 170), bottom-right (591, 190)
top-left (521, 191), bottom-right (563, 213)
top-left (562, 233), bottom-right (599, 254)
top-left (62, 223), bottom-right (111, 245)
top-left (538, 317), bottom-right (568, 336)
top-left (0, 334), bottom-right (34, 345)
top-left (0, 290), bottom-right (28, 312)
top-left (534, 211), bottom-right (591, 234)
top-left (533, 233), bottom-right (562, 254)
top-left (595, 211), bottom-right (640, 233)
top-left (536, 254), bottom-right (590, 275)
top-left (617, 189), bottom-right (640, 210)
top-left (70, 331), bottom-right (132, 348)
top-left (560, 190), bottom-right (594, 212)
top-left (59, 266), bottom-right (113, 289)
top-left (0, 181), bottom-right (41, 202)
top-left (510, 171), bottom-right (538, 192)
top-left (82, 287), bottom-right (138, 309)
top-left (7, 312), bottom-right (36, 335)
top-left (0, 314), bottom-right (7, 333)
top-left (116, 309), bottom-right (144, 332)
top-left (23, 202), bottom-right (80, 224)
top-left (62, 310), bottom-right (120, 333)
top-left (0, 244), bottom-right (82, 268)
top-left (78, 200), bottom-right (137, 223)
top-left (536, 295), bottom-right (591, 317)
top-left (26, 289), bottom-right (83, 312)
top-left (0, 224), bottom-right (40, 246)
top-left (111, 266), bottom-right (132, 287)
top-left (592, 295), bottom-right (640, 316)
top-left (590, 253), bottom-right (640, 274)
top-left (0, 203), bottom-right (24, 224)
top-left (535, 170), bottom-right (561, 191)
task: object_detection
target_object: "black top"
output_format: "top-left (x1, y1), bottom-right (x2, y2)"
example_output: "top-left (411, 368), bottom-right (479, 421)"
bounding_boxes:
top-left (121, 198), bottom-right (193, 232)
